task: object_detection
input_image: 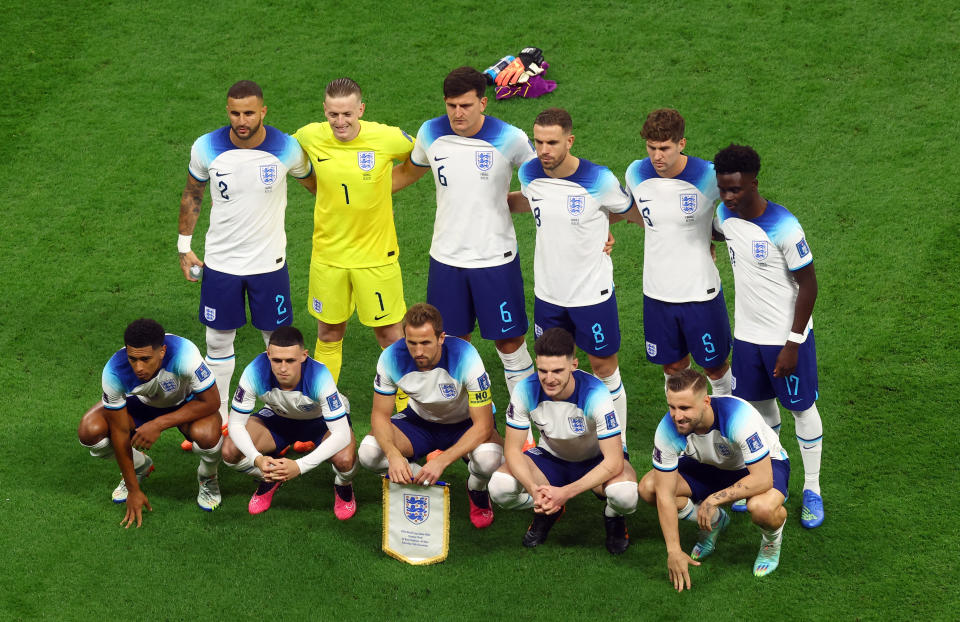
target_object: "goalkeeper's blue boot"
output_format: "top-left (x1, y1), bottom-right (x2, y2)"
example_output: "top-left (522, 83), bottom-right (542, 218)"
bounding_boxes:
top-left (691, 508), bottom-right (729, 560)
top-left (800, 489), bottom-right (824, 528)
top-left (753, 531), bottom-right (783, 577)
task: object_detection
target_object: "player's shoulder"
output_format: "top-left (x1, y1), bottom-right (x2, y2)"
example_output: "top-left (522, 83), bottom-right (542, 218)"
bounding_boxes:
top-left (473, 115), bottom-right (529, 148)
top-left (712, 395), bottom-right (758, 435)
top-left (568, 158), bottom-right (618, 190)
top-left (675, 155), bottom-right (715, 186)
top-left (300, 356), bottom-right (336, 392)
top-left (415, 115), bottom-right (453, 145)
top-left (192, 126), bottom-right (234, 158)
top-left (573, 370), bottom-right (612, 411)
top-left (654, 411), bottom-right (685, 445)
top-left (163, 333), bottom-right (201, 360)
top-left (443, 336), bottom-right (482, 365)
top-left (753, 200), bottom-right (803, 239)
top-left (293, 121), bottom-right (331, 142)
top-left (258, 125), bottom-right (305, 156)
top-left (518, 157), bottom-right (546, 185)
top-left (625, 157), bottom-right (657, 185)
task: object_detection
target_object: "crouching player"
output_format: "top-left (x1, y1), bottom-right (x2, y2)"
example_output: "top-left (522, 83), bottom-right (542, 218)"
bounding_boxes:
top-left (358, 303), bottom-right (503, 528)
top-left (77, 318), bottom-right (223, 528)
top-left (488, 328), bottom-right (637, 554)
top-left (638, 369), bottom-right (789, 590)
top-left (222, 326), bottom-right (357, 518)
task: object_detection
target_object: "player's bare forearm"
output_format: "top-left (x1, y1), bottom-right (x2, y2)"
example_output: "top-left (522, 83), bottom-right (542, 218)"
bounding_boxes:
top-left (370, 393), bottom-right (403, 461)
top-left (791, 263), bottom-right (818, 333)
top-left (703, 458), bottom-right (773, 510)
top-left (566, 438), bottom-right (622, 498)
top-left (296, 172), bottom-right (317, 195)
top-left (391, 159), bottom-right (428, 193)
top-left (507, 191), bottom-right (530, 213)
top-left (440, 405), bottom-right (494, 464)
top-left (616, 203), bottom-right (644, 225)
top-left (503, 427), bottom-right (539, 494)
top-left (155, 385), bottom-right (220, 430)
top-left (106, 409), bottom-right (140, 492)
top-left (653, 470), bottom-right (685, 553)
top-left (178, 175), bottom-right (207, 235)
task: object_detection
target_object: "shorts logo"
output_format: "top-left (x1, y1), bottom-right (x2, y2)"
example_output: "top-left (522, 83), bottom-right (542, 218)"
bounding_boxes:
top-left (475, 150), bottom-right (493, 171)
top-left (404, 493), bottom-right (429, 524)
top-left (731, 375), bottom-right (737, 391)
top-left (160, 379), bottom-right (177, 393)
top-left (752, 240), bottom-right (769, 262)
top-left (312, 298), bottom-right (323, 314)
top-left (746, 432), bottom-right (764, 453)
top-left (477, 373), bottom-right (491, 391)
top-left (680, 193), bottom-right (698, 214)
top-left (326, 392), bottom-right (343, 412)
top-left (715, 442), bottom-right (731, 457)
top-left (528, 447), bottom-right (543, 455)
top-left (567, 195), bottom-right (585, 215)
top-left (195, 363), bottom-right (212, 382)
top-left (204, 306), bottom-right (216, 322)
top-left (604, 412), bottom-right (618, 430)
top-left (568, 416), bottom-right (586, 434)
top-left (233, 386), bottom-right (245, 403)
top-left (646, 341), bottom-right (657, 357)
top-left (534, 323), bottom-right (543, 338)
top-left (259, 164), bottom-right (278, 185)
top-left (439, 383), bottom-right (457, 399)
top-left (653, 447), bottom-right (662, 464)
top-left (358, 151), bottom-right (375, 171)
top-left (796, 238), bottom-right (810, 258)
top-left (256, 407), bottom-right (275, 418)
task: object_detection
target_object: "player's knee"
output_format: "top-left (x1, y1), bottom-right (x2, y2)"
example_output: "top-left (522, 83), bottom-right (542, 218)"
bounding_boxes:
top-left (358, 435), bottom-right (388, 472)
top-left (468, 443), bottom-right (504, 479)
top-left (663, 358), bottom-right (691, 376)
top-left (205, 327), bottom-right (236, 357)
top-left (637, 470), bottom-right (657, 505)
top-left (77, 407), bottom-right (109, 445)
top-left (746, 496), bottom-right (778, 523)
top-left (193, 434), bottom-right (223, 456)
top-left (221, 438), bottom-right (243, 464)
top-left (80, 436), bottom-right (113, 459)
top-left (331, 444), bottom-right (357, 472)
top-left (604, 481), bottom-right (639, 515)
top-left (488, 470), bottom-right (522, 507)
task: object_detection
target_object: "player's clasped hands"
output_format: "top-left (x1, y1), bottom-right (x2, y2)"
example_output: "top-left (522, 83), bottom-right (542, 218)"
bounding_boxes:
top-left (533, 484), bottom-right (569, 515)
top-left (259, 456), bottom-right (300, 482)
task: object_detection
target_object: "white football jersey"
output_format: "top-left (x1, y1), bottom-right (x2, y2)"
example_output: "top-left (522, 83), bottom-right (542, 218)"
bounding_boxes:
top-left (101, 334), bottom-right (214, 410)
top-left (229, 353), bottom-right (348, 474)
top-left (652, 395), bottom-right (788, 472)
top-left (715, 200), bottom-right (814, 345)
top-left (411, 115), bottom-right (535, 268)
top-left (519, 158), bottom-right (632, 306)
top-left (624, 156), bottom-right (722, 302)
top-left (506, 370), bottom-right (621, 463)
top-left (188, 125), bottom-right (312, 275)
top-left (374, 337), bottom-right (492, 424)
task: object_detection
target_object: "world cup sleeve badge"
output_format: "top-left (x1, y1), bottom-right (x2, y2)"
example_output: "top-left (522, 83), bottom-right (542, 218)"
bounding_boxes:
top-left (383, 477), bottom-right (450, 565)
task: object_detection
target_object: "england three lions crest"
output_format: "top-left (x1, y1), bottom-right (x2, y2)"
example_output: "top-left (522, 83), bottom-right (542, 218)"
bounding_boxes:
top-left (567, 195), bottom-right (586, 215)
top-left (439, 383), bottom-right (457, 399)
top-left (404, 493), bottom-right (429, 524)
top-left (259, 164), bottom-right (278, 186)
top-left (475, 150), bottom-right (493, 171)
top-left (568, 416), bottom-right (586, 434)
top-left (679, 193), bottom-right (698, 214)
top-left (752, 240), bottom-right (770, 262)
top-left (358, 151), bottom-right (375, 171)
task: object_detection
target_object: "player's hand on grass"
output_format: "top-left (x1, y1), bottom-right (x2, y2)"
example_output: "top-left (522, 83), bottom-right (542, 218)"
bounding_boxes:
top-left (179, 250), bottom-right (204, 282)
top-left (269, 457), bottom-right (301, 482)
top-left (387, 455), bottom-right (414, 484)
top-left (697, 500), bottom-right (718, 531)
top-left (667, 549), bottom-right (699, 592)
top-left (773, 342), bottom-right (799, 378)
top-left (122, 489), bottom-right (152, 529)
top-left (131, 421), bottom-right (163, 451)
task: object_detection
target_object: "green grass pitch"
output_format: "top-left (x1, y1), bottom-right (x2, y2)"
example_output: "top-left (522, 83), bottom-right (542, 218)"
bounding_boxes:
top-left (1, 1), bottom-right (957, 619)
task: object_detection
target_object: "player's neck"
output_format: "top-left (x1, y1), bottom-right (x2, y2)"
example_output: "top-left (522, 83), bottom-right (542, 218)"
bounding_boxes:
top-left (545, 155), bottom-right (579, 179)
top-left (693, 403), bottom-right (715, 434)
top-left (230, 126), bottom-right (267, 149)
top-left (659, 154), bottom-right (688, 179)
top-left (742, 196), bottom-right (768, 220)
top-left (454, 115), bottom-right (485, 138)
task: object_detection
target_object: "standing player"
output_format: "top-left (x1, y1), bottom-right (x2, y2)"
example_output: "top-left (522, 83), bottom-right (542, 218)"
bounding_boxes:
top-left (638, 369), bottom-right (790, 587)
top-left (221, 326), bottom-right (357, 518)
top-left (517, 107), bottom-right (641, 448)
top-left (77, 318), bottom-right (223, 528)
top-left (489, 328), bottom-right (637, 554)
top-left (177, 80), bottom-right (315, 432)
top-left (713, 144), bottom-right (824, 529)
top-left (392, 66), bottom-right (537, 401)
top-left (293, 78), bottom-right (416, 390)
top-left (625, 109), bottom-right (732, 395)
top-left (357, 303), bottom-right (503, 528)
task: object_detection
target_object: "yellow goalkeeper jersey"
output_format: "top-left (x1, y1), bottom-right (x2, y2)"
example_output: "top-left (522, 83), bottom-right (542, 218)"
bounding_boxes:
top-left (294, 121), bottom-right (415, 268)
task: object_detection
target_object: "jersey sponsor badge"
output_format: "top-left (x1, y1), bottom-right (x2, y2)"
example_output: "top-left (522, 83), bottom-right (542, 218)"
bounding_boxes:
top-left (475, 150), bottom-right (493, 171)
top-left (160, 379), bottom-right (177, 393)
top-left (195, 363), bottom-right (212, 382)
top-left (646, 341), bottom-right (658, 357)
top-left (326, 392), bottom-right (343, 412)
top-left (715, 442), bottom-right (731, 457)
top-left (796, 238), bottom-right (810, 258)
top-left (439, 383), bottom-right (457, 399)
top-left (566, 195), bottom-right (585, 215)
top-left (358, 151), bottom-right (375, 171)
top-left (477, 372), bottom-right (491, 391)
top-left (746, 432), bottom-right (764, 453)
top-left (233, 386), bottom-right (245, 403)
top-left (568, 415), bottom-right (586, 434)
top-left (404, 493), bottom-right (429, 524)
top-left (259, 164), bottom-right (278, 186)
top-left (605, 411), bottom-right (618, 430)
top-left (752, 240), bottom-right (769, 262)
top-left (680, 193), bottom-right (698, 214)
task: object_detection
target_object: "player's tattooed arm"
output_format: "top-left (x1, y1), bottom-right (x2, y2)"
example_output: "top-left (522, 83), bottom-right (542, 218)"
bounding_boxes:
top-left (178, 174), bottom-right (207, 234)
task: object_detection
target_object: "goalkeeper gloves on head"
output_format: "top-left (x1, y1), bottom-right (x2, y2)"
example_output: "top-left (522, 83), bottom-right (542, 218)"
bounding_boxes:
top-left (495, 47), bottom-right (545, 86)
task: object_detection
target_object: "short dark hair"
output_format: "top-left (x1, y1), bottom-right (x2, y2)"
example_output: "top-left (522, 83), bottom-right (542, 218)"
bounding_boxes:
top-left (124, 318), bottom-right (165, 349)
top-left (443, 66), bottom-right (487, 99)
top-left (665, 368), bottom-right (708, 396)
top-left (533, 328), bottom-right (576, 359)
top-left (325, 77), bottom-right (362, 100)
top-left (713, 144), bottom-right (761, 176)
top-left (227, 80), bottom-right (263, 101)
top-left (269, 326), bottom-right (305, 348)
top-left (403, 303), bottom-right (444, 337)
top-left (641, 108), bottom-right (685, 143)
top-left (534, 107), bottom-right (573, 133)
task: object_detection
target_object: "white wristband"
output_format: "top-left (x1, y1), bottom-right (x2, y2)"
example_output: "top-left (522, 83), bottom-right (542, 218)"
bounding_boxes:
top-left (177, 234), bottom-right (192, 254)
top-left (787, 331), bottom-right (806, 344)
